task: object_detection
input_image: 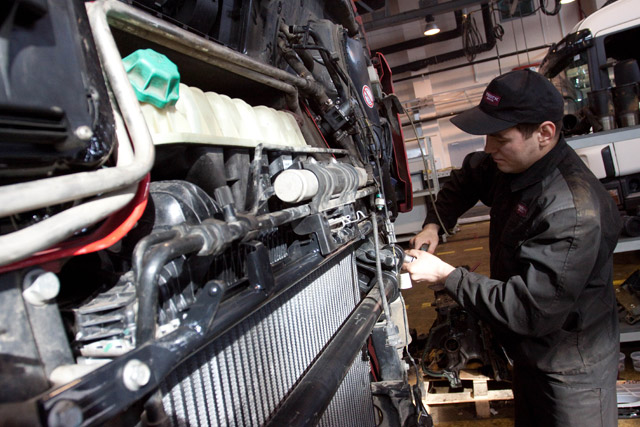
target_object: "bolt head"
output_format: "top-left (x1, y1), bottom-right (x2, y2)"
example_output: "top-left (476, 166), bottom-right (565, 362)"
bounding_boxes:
top-left (122, 359), bottom-right (151, 391)
top-left (74, 125), bottom-right (94, 141)
top-left (23, 269), bottom-right (60, 306)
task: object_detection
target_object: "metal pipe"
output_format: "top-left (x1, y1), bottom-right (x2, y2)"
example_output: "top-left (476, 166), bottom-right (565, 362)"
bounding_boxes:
top-left (519, 12), bottom-right (531, 65)
top-left (135, 234), bottom-right (205, 344)
top-left (265, 286), bottom-right (384, 426)
top-left (394, 44), bottom-right (552, 84)
top-left (132, 230), bottom-right (181, 280)
top-left (511, 18), bottom-right (521, 68)
top-left (371, 212), bottom-right (392, 320)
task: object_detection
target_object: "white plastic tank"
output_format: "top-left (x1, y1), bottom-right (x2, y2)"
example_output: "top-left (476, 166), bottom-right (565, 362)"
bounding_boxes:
top-left (140, 83), bottom-right (307, 148)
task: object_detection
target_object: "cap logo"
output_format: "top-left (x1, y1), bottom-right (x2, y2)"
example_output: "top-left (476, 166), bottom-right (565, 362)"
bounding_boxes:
top-left (484, 91), bottom-right (501, 106)
top-left (515, 202), bottom-right (528, 217)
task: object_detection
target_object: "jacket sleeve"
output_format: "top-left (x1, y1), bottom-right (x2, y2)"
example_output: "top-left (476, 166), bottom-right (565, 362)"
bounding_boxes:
top-left (424, 151), bottom-right (496, 231)
top-left (443, 205), bottom-right (602, 338)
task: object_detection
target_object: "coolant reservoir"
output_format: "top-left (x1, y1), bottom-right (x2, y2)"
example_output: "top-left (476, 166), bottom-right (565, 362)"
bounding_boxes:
top-left (139, 84), bottom-right (307, 148)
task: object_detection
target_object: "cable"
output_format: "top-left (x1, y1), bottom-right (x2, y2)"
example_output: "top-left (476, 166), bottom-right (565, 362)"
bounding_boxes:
top-left (462, 11), bottom-right (483, 62)
top-left (540, 0), bottom-right (561, 16)
top-left (403, 110), bottom-right (450, 237)
top-left (491, 4), bottom-right (504, 75)
top-left (393, 246), bottom-right (432, 423)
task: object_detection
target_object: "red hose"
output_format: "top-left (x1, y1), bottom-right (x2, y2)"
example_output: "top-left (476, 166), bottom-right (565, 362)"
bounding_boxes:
top-left (0, 175), bottom-right (150, 274)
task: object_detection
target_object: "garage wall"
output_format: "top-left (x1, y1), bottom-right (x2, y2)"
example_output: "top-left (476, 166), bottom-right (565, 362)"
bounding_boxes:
top-left (367, 0), bottom-right (584, 169)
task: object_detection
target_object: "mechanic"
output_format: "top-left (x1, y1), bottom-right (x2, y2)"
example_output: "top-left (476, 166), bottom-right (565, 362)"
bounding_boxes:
top-left (404, 69), bottom-right (622, 427)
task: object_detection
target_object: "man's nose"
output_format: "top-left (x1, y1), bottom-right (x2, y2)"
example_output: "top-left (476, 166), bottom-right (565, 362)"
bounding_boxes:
top-left (484, 137), bottom-right (496, 153)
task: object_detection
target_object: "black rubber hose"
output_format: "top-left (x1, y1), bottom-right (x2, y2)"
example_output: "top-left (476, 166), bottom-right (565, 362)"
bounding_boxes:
top-left (333, 0), bottom-right (360, 37)
top-left (306, 27), bottom-right (350, 102)
top-left (132, 229), bottom-right (180, 280)
top-left (277, 37), bottom-right (330, 105)
top-left (135, 234), bottom-right (205, 344)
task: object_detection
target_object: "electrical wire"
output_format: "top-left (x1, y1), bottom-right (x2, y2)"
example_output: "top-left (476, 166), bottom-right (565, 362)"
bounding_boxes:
top-left (491, 4), bottom-right (504, 75)
top-left (539, 0), bottom-right (561, 16)
top-left (403, 110), bottom-right (450, 237)
top-left (462, 12), bottom-right (483, 62)
top-left (391, 243), bottom-right (432, 423)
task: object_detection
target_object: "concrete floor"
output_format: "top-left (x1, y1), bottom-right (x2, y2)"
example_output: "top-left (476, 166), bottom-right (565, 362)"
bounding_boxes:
top-left (400, 220), bottom-right (640, 425)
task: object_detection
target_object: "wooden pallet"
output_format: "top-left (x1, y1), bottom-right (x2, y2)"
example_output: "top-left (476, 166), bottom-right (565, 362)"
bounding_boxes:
top-left (422, 369), bottom-right (513, 418)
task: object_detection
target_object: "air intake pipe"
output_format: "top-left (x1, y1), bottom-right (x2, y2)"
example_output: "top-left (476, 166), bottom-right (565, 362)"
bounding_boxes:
top-left (273, 161), bottom-right (368, 207)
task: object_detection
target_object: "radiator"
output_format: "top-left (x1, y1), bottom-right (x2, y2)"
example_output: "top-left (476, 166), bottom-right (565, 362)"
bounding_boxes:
top-left (160, 250), bottom-right (376, 426)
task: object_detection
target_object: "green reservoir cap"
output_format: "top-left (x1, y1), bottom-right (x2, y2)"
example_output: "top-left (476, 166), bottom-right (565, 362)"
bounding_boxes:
top-left (123, 49), bottom-right (180, 108)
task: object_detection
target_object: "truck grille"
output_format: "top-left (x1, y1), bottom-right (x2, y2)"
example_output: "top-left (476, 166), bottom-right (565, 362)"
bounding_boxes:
top-left (160, 250), bottom-right (375, 426)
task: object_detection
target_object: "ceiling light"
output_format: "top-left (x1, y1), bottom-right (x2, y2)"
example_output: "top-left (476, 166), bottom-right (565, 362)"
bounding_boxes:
top-left (424, 15), bottom-right (440, 36)
top-left (559, 0), bottom-right (575, 3)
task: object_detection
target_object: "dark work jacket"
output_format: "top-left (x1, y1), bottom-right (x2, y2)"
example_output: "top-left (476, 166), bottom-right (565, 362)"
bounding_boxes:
top-left (426, 137), bottom-right (622, 374)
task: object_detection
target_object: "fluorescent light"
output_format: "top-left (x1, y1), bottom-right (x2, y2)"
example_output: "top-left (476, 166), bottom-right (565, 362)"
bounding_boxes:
top-left (560, 0), bottom-right (575, 4)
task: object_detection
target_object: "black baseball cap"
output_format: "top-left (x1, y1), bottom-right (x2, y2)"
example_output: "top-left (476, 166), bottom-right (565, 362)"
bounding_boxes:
top-left (450, 69), bottom-right (564, 135)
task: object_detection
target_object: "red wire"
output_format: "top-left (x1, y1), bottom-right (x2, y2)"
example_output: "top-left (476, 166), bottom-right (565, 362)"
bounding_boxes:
top-left (302, 102), bottom-right (334, 154)
top-left (0, 174), bottom-right (151, 274)
top-left (368, 336), bottom-right (381, 382)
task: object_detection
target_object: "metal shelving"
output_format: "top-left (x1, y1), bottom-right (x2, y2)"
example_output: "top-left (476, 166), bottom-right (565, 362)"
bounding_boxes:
top-left (565, 125), bottom-right (640, 151)
top-left (566, 128), bottom-right (640, 255)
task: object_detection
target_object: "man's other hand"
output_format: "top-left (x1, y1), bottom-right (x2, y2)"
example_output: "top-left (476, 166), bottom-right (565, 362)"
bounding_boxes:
top-left (409, 223), bottom-right (440, 253)
top-left (402, 249), bottom-right (455, 287)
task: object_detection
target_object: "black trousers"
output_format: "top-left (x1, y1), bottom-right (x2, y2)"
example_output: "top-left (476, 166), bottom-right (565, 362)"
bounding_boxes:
top-left (512, 349), bottom-right (618, 427)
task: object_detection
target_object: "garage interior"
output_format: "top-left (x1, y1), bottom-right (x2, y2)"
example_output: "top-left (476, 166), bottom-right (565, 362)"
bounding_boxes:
top-left (358, 0), bottom-right (640, 424)
top-left (1, 0), bottom-right (639, 424)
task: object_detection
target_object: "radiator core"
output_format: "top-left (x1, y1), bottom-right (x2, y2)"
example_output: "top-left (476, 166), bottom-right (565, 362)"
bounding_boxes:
top-left (160, 250), bottom-right (376, 426)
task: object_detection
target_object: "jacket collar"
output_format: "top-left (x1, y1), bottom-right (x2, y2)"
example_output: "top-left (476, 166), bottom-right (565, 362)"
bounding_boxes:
top-left (510, 135), bottom-right (569, 192)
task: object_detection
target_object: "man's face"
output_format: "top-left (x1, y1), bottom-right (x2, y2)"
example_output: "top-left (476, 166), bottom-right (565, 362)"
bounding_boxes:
top-left (484, 126), bottom-right (541, 173)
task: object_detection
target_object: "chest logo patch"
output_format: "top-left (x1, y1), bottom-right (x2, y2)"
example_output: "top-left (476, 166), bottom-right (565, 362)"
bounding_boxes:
top-left (515, 202), bottom-right (528, 217)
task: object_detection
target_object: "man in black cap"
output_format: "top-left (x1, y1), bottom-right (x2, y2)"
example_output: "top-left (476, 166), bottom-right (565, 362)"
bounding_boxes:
top-left (404, 69), bottom-right (621, 426)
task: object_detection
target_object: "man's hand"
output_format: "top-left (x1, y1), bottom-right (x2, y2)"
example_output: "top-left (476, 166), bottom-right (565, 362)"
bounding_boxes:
top-left (402, 249), bottom-right (455, 288)
top-left (409, 223), bottom-right (440, 253)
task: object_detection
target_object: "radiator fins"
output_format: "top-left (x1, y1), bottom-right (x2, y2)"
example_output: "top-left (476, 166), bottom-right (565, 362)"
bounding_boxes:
top-left (160, 250), bottom-right (375, 426)
top-left (318, 354), bottom-right (376, 427)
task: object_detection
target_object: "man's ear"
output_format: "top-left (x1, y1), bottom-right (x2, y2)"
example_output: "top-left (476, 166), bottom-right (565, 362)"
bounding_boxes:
top-left (537, 121), bottom-right (557, 148)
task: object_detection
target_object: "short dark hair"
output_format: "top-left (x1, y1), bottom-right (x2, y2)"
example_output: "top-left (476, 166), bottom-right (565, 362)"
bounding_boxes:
top-left (515, 120), bottom-right (563, 139)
